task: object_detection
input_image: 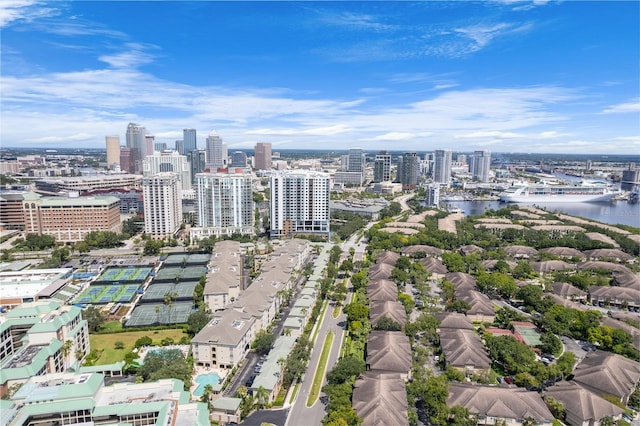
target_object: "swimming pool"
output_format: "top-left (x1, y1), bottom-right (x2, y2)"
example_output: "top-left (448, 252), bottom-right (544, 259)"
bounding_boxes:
top-left (193, 372), bottom-right (221, 397)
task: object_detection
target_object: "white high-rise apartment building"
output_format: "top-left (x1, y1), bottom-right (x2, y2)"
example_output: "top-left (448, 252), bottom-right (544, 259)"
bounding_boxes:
top-left (105, 135), bottom-right (120, 169)
top-left (205, 130), bottom-right (227, 171)
top-left (470, 150), bottom-right (491, 182)
top-left (433, 149), bottom-right (453, 184)
top-left (193, 171), bottom-right (254, 239)
top-left (270, 170), bottom-right (330, 239)
top-left (143, 151), bottom-right (192, 191)
top-left (142, 173), bottom-right (182, 238)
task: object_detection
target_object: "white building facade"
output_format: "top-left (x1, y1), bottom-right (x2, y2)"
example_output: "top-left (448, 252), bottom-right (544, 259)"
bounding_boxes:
top-left (192, 171), bottom-right (254, 239)
top-left (143, 151), bottom-right (192, 191)
top-left (269, 170), bottom-right (330, 239)
top-left (142, 173), bottom-right (183, 238)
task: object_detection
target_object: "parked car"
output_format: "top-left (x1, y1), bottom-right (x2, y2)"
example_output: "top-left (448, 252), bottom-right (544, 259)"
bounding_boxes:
top-left (503, 376), bottom-right (514, 384)
top-left (245, 375), bottom-right (256, 387)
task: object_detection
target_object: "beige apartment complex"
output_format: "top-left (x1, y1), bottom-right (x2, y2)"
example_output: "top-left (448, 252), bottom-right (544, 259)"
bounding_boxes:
top-left (22, 193), bottom-right (121, 243)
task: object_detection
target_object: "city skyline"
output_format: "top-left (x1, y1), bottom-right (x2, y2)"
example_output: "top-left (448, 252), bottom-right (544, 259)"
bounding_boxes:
top-left (1, 1), bottom-right (638, 154)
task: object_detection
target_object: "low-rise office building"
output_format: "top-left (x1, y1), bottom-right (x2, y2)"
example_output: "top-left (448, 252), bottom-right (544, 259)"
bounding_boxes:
top-left (22, 193), bottom-right (121, 243)
top-left (0, 372), bottom-right (208, 426)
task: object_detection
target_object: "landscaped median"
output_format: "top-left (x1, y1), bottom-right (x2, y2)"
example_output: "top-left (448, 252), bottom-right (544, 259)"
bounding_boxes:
top-left (306, 331), bottom-right (334, 407)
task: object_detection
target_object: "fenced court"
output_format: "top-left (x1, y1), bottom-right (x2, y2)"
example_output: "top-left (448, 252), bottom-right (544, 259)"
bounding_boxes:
top-left (163, 253), bottom-right (210, 266)
top-left (125, 302), bottom-right (194, 327)
top-left (94, 267), bottom-right (152, 284)
top-left (74, 284), bottom-right (140, 304)
top-left (152, 266), bottom-right (206, 283)
top-left (140, 282), bottom-right (197, 304)
top-left (513, 323), bottom-right (542, 346)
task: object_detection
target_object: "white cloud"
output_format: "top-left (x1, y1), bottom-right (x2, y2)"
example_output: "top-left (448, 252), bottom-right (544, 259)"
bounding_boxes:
top-left (30, 133), bottom-right (93, 143)
top-left (246, 124), bottom-right (352, 137)
top-left (362, 132), bottom-right (416, 141)
top-left (0, 0), bottom-right (55, 27)
top-left (600, 98), bottom-right (640, 114)
top-left (98, 43), bottom-right (159, 69)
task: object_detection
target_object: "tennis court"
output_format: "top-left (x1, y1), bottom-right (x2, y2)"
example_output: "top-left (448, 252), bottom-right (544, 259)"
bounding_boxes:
top-left (74, 284), bottom-right (140, 305)
top-left (164, 253), bottom-right (210, 266)
top-left (140, 282), bottom-right (198, 304)
top-left (94, 267), bottom-right (152, 284)
top-left (125, 302), bottom-right (194, 327)
top-left (513, 323), bottom-right (542, 346)
top-left (152, 266), bottom-right (206, 283)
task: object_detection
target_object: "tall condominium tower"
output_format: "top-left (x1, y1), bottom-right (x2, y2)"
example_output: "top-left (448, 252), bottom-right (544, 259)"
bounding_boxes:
top-left (400, 152), bottom-right (419, 190)
top-left (188, 150), bottom-right (207, 184)
top-left (183, 128), bottom-right (197, 154)
top-left (105, 135), bottom-right (120, 169)
top-left (125, 122), bottom-right (147, 174)
top-left (470, 150), bottom-right (491, 182)
top-left (270, 170), bottom-right (330, 239)
top-left (254, 142), bottom-right (272, 170)
top-left (143, 151), bottom-right (192, 191)
top-left (373, 151), bottom-right (391, 183)
top-left (194, 171), bottom-right (254, 237)
top-left (433, 149), bottom-right (453, 184)
top-left (205, 130), bottom-right (227, 171)
top-left (142, 173), bottom-right (182, 238)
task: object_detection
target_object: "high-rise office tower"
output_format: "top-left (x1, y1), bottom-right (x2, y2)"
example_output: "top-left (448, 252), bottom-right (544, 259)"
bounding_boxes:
top-left (470, 150), bottom-right (491, 182)
top-left (373, 151), bottom-right (391, 183)
top-left (105, 136), bottom-right (120, 169)
top-left (183, 128), bottom-right (197, 154)
top-left (188, 150), bottom-right (207, 184)
top-left (348, 148), bottom-right (365, 184)
top-left (254, 142), bottom-right (272, 170)
top-left (142, 173), bottom-right (182, 238)
top-left (205, 130), bottom-right (227, 171)
top-left (195, 171), bottom-right (254, 236)
top-left (400, 152), bottom-right (419, 190)
top-left (143, 151), bottom-right (192, 191)
top-left (231, 151), bottom-right (248, 168)
top-left (433, 149), bottom-right (452, 184)
top-left (126, 122), bottom-right (147, 174)
top-left (269, 170), bottom-right (330, 239)
top-left (154, 142), bottom-right (167, 152)
top-left (175, 140), bottom-right (184, 155)
top-left (145, 135), bottom-right (155, 155)
top-left (348, 148), bottom-right (365, 173)
top-left (119, 147), bottom-right (134, 173)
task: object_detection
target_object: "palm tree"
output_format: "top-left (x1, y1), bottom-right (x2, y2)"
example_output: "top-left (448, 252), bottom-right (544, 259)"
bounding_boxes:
top-left (163, 292), bottom-right (178, 326)
top-left (201, 384), bottom-right (213, 410)
top-left (254, 385), bottom-right (270, 409)
top-left (61, 339), bottom-right (73, 370)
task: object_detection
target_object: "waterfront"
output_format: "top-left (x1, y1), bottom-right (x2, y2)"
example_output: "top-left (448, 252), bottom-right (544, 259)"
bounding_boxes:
top-left (442, 200), bottom-right (639, 228)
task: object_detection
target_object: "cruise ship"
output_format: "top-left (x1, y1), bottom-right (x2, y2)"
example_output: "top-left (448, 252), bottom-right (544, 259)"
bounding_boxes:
top-left (499, 181), bottom-right (620, 203)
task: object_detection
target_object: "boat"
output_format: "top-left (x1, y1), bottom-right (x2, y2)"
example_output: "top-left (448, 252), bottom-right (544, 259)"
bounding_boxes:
top-left (499, 181), bottom-right (620, 203)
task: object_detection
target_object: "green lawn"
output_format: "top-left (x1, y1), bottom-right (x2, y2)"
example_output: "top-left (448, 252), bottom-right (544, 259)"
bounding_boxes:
top-left (89, 329), bottom-right (188, 364)
top-left (306, 331), bottom-right (334, 407)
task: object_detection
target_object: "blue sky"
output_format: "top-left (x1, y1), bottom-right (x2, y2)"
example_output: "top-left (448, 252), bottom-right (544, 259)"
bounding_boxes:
top-left (1, 1), bottom-right (638, 154)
